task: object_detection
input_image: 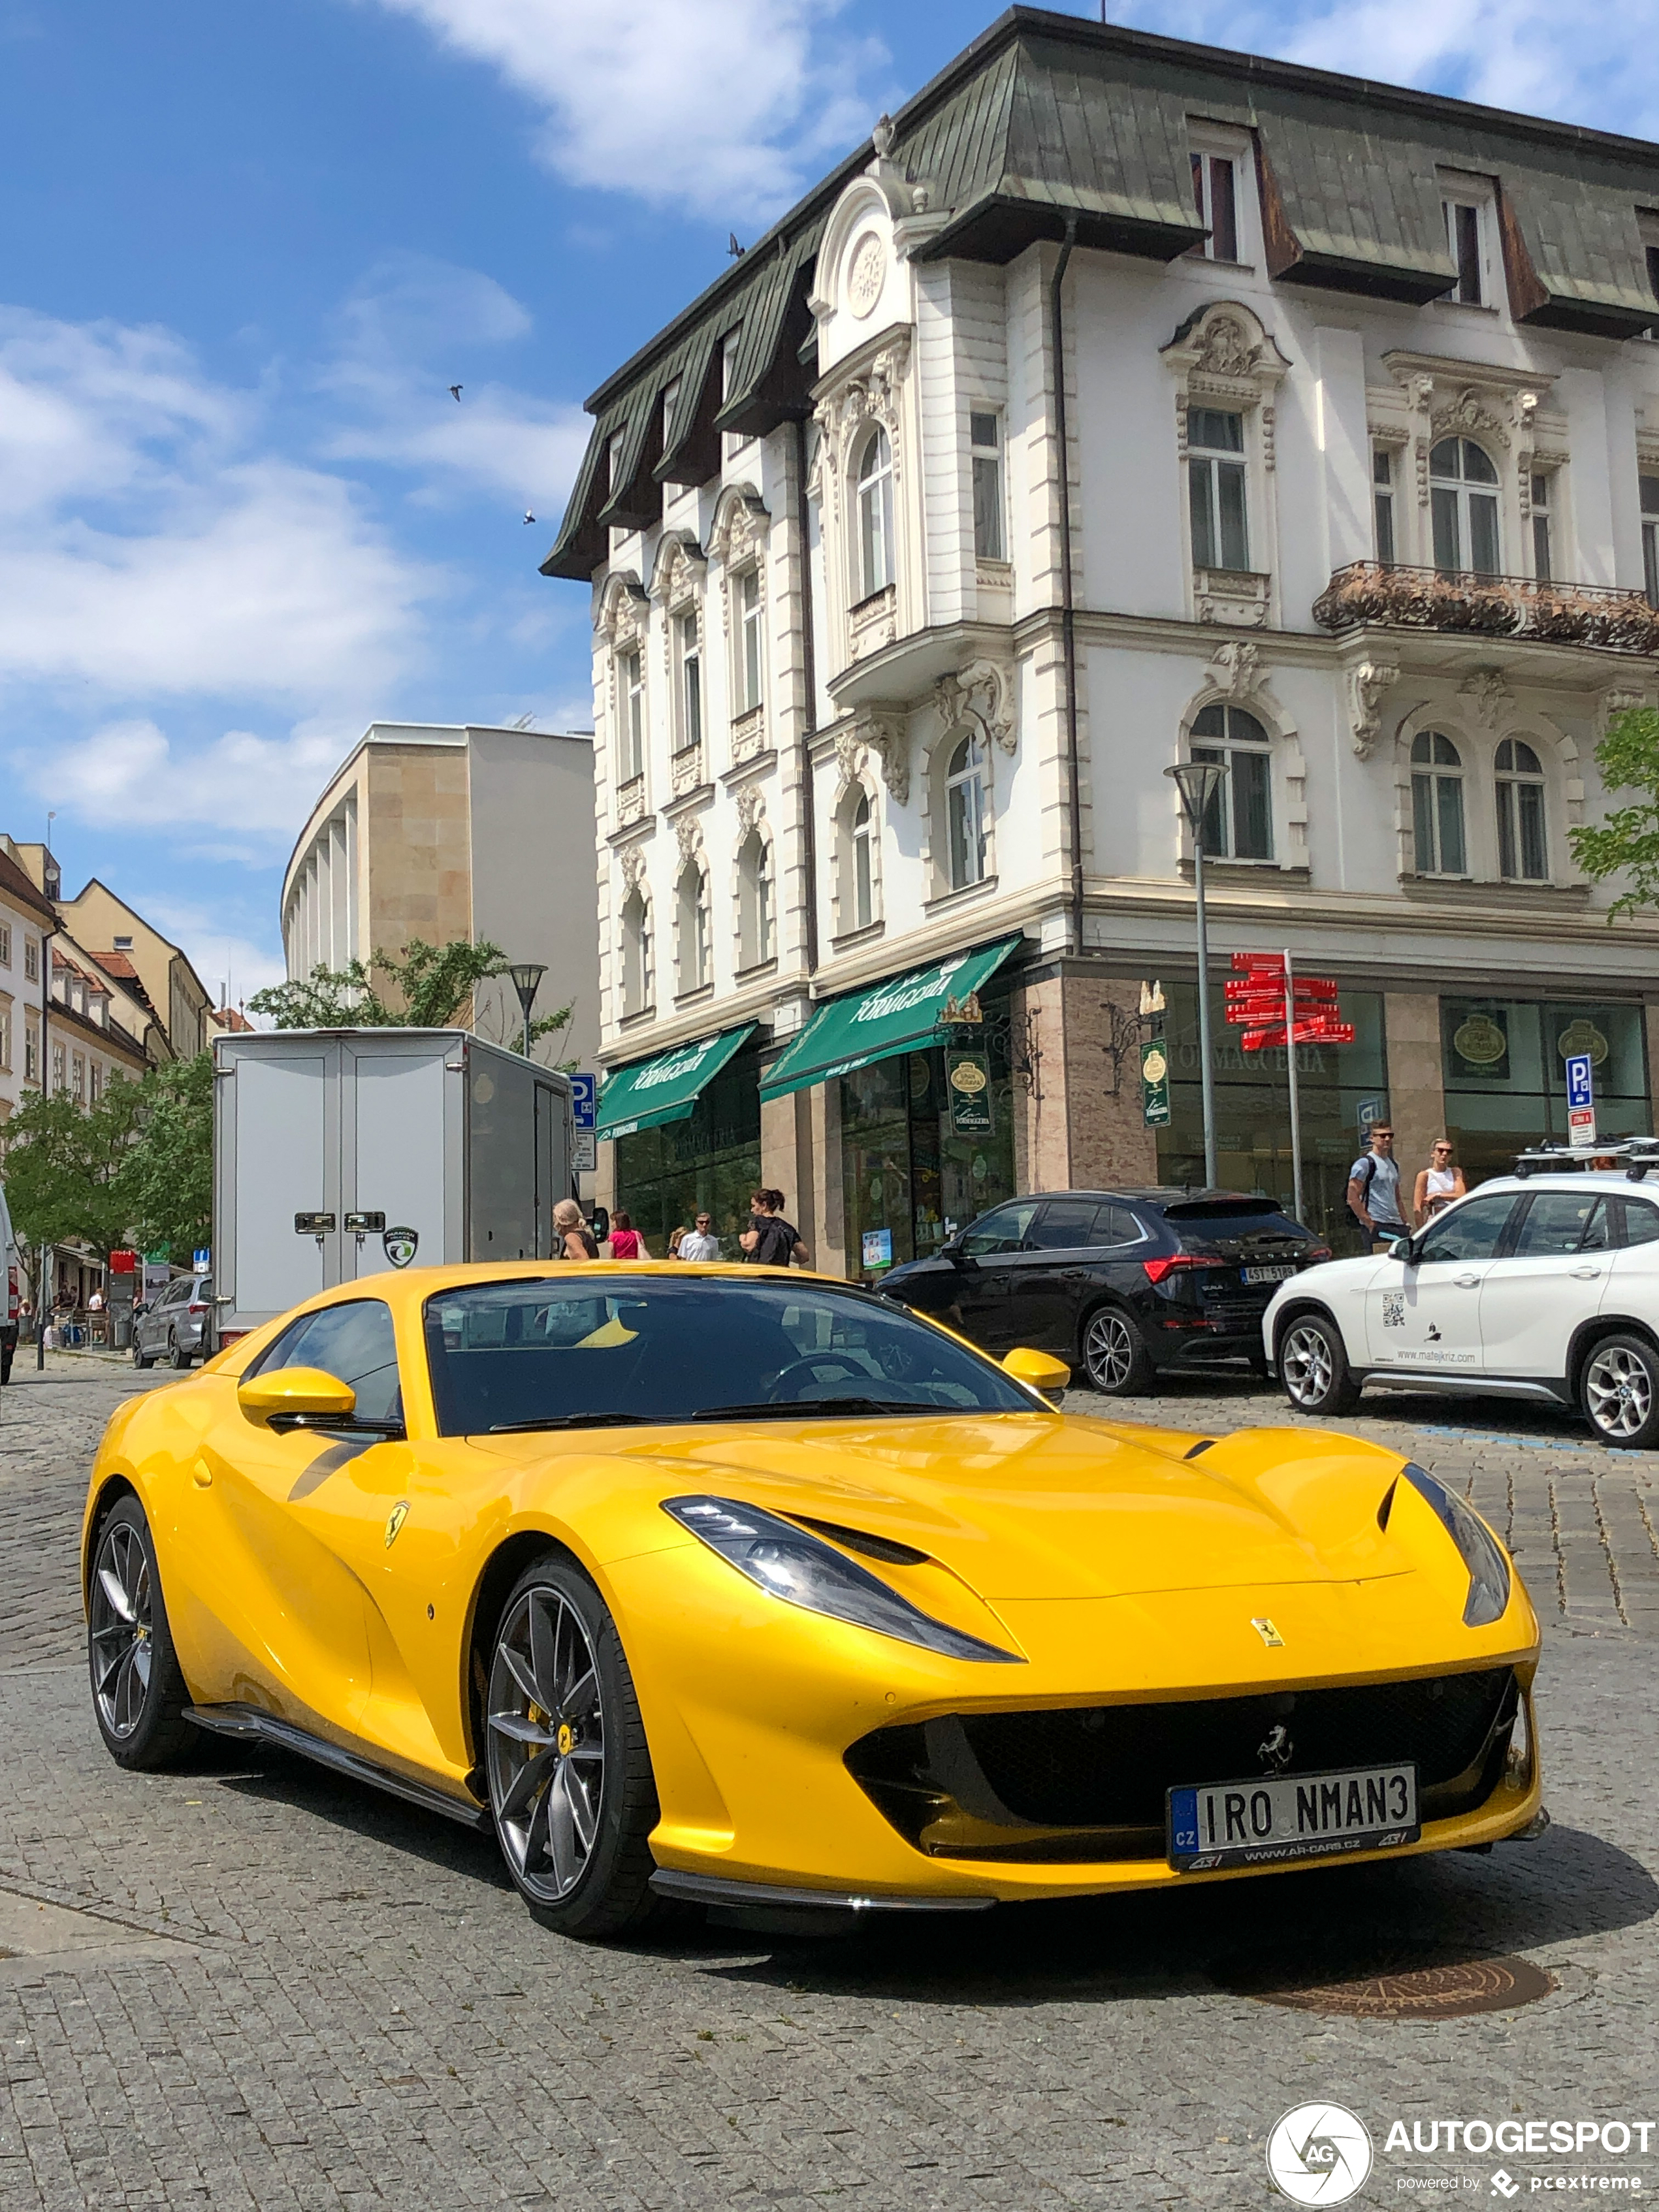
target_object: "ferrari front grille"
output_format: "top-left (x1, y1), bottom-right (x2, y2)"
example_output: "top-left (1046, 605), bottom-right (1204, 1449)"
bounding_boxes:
top-left (845, 1667), bottom-right (1519, 1863)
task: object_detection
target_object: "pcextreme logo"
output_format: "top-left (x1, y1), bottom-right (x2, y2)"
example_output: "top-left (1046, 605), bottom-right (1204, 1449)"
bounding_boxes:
top-left (1267, 2104), bottom-right (1374, 2204)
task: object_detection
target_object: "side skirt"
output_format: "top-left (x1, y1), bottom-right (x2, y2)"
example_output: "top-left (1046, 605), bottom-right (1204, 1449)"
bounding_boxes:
top-left (184, 1703), bottom-right (491, 1831)
top-left (1359, 1371), bottom-right (1570, 1403)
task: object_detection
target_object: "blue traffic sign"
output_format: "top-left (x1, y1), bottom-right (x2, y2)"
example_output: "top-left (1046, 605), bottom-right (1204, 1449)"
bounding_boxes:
top-left (570, 1073), bottom-right (598, 1131)
top-left (1566, 1053), bottom-right (1594, 1112)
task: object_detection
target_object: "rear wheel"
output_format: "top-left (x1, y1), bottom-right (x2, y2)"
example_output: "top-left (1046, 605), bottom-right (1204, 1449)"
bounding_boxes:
top-left (1581, 1333), bottom-right (1659, 1450)
top-left (1081, 1305), bottom-right (1153, 1396)
top-left (167, 1334), bottom-right (190, 1370)
top-left (87, 1495), bottom-right (197, 1769)
top-left (132, 1340), bottom-right (153, 1370)
top-left (485, 1556), bottom-right (665, 1940)
top-left (1278, 1311), bottom-right (1361, 1416)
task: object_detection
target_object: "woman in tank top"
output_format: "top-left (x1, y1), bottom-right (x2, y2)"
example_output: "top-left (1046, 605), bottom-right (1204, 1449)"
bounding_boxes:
top-left (1413, 1140), bottom-right (1466, 1226)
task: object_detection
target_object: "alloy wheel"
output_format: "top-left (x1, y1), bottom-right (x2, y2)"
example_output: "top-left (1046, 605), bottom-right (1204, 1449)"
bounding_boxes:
top-left (1084, 1309), bottom-right (1136, 1390)
top-left (1586, 1345), bottom-right (1654, 1439)
top-left (89, 1518), bottom-right (155, 1739)
top-left (487, 1586), bottom-right (605, 1904)
top-left (1280, 1321), bottom-right (1334, 1406)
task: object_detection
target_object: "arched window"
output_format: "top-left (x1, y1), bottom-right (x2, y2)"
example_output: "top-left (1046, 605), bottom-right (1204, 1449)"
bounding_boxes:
top-left (1410, 731), bottom-right (1467, 875)
top-left (856, 428), bottom-right (894, 600)
top-left (620, 888), bottom-right (652, 1014)
top-left (677, 861), bottom-right (710, 991)
top-left (1430, 438), bottom-right (1501, 577)
top-left (850, 790), bottom-right (874, 930)
top-left (946, 731), bottom-right (988, 889)
top-left (1495, 739), bottom-right (1547, 880)
top-left (737, 831), bottom-right (773, 967)
top-left (1189, 703), bottom-right (1272, 860)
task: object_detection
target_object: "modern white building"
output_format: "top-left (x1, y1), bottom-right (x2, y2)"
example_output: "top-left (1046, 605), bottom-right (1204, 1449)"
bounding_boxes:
top-left (545, 8), bottom-right (1659, 1271)
top-left (282, 722), bottom-right (600, 1072)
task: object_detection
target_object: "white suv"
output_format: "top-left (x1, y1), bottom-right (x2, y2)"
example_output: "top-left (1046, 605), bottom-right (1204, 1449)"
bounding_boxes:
top-left (1263, 1171), bottom-right (1659, 1448)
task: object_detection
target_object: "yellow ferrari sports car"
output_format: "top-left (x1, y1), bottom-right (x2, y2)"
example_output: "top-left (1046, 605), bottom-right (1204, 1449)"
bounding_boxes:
top-left (83, 1264), bottom-right (1543, 1940)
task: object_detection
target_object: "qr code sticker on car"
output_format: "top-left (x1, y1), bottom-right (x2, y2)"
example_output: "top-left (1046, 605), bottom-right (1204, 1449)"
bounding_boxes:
top-left (1382, 1291), bottom-right (1406, 1329)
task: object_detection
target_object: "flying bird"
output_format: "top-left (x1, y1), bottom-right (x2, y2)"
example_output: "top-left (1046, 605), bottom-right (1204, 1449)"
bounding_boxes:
top-left (523, 510), bottom-right (536, 525)
top-left (449, 383), bottom-right (463, 401)
top-left (728, 232), bottom-right (745, 258)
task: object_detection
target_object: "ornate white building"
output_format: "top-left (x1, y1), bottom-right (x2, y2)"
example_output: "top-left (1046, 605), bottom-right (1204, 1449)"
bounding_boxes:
top-left (546, 8), bottom-right (1659, 1272)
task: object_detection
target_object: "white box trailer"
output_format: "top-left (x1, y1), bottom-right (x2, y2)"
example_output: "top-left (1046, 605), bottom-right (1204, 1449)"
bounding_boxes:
top-left (213, 1029), bottom-right (573, 1342)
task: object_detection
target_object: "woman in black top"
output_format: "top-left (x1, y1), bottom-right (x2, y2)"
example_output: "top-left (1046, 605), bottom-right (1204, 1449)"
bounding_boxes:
top-left (739, 1188), bottom-right (811, 1268)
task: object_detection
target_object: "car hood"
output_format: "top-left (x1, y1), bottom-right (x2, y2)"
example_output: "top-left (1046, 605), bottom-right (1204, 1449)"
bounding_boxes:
top-left (479, 1411), bottom-right (1413, 1601)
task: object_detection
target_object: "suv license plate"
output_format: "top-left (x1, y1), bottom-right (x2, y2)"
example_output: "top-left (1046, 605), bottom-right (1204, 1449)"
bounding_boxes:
top-left (1242, 1263), bottom-right (1295, 1285)
top-left (1167, 1764), bottom-right (1419, 1872)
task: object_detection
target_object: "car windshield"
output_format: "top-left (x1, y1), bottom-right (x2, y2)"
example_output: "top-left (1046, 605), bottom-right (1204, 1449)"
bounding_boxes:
top-left (423, 1275), bottom-right (1037, 1435)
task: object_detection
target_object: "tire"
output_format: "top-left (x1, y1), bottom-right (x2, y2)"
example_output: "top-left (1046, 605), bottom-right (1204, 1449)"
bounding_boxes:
top-left (0, 1341), bottom-right (12, 1385)
top-left (132, 1340), bottom-right (153, 1370)
top-left (1080, 1304), bottom-right (1153, 1396)
top-left (1277, 1310), bottom-right (1361, 1416)
top-left (1580, 1333), bottom-right (1659, 1450)
top-left (167, 1334), bottom-right (190, 1370)
top-left (484, 1554), bottom-right (666, 1941)
top-left (87, 1494), bottom-right (197, 1770)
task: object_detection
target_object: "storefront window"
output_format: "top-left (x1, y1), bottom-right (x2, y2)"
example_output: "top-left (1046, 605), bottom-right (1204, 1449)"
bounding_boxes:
top-left (1155, 982), bottom-right (1389, 1247)
top-left (841, 1001), bottom-right (1016, 1280)
top-left (613, 1041), bottom-right (761, 1257)
top-left (1442, 999), bottom-right (1649, 1186)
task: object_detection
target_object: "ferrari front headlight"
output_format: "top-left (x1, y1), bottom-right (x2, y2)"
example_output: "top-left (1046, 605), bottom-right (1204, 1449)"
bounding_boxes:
top-left (662, 1495), bottom-right (1020, 1663)
top-left (1402, 1462), bottom-right (1511, 1627)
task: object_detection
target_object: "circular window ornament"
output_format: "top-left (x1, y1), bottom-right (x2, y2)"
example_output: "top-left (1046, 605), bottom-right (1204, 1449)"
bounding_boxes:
top-left (848, 232), bottom-right (886, 317)
top-left (1265, 2104), bottom-right (1372, 2206)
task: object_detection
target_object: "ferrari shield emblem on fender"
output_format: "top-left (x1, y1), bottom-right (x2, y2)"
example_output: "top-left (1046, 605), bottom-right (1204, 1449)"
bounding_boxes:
top-left (1251, 1616), bottom-right (1285, 1648)
top-left (385, 1501), bottom-right (409, 1548)
top-left (383, 1225), bottom-right (419, 1268)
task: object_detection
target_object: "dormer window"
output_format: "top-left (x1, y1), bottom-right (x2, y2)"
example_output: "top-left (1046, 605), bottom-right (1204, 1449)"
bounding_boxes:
top-left (1438, 174), bottom-right (1494, 307)
top-left (1188, 152), bottom-right (1238, 263)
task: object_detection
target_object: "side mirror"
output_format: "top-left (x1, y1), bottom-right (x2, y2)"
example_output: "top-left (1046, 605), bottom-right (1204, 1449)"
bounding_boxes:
top-left (238, 1366), bottom-right (357, 1428)
top-left (1003, 1346), bottom-right (1071, 1403)
top-left (1389, 1236), bottom-right (1419, 1265)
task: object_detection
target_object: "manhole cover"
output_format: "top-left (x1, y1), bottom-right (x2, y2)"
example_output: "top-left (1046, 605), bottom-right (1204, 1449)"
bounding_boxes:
top-left (1225, 1954), bottom-right (1554, 2020)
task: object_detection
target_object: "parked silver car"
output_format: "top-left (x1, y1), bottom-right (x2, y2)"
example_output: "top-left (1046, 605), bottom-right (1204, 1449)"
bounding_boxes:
top-left (132, 1275), bottom-right (214, 1370)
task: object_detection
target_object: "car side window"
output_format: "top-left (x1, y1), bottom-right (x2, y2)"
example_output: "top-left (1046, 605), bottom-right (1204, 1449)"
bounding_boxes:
top-left (250, 1299), bottom-right (402, 1424)
top-left (1099, 1203), bottom-right (1146, 1247)
top-left (1031, 1199), bottom-right (1105, 1251)
top-left (1619, 1198), bottom-right (1659, 1248)
top-left (960, 1201), bottom-right (1040, 1256)
top-left (1415, 1193), bottom-right (1518, 1264)
top-left (1511, 1191), bottom-right (1605, 1257)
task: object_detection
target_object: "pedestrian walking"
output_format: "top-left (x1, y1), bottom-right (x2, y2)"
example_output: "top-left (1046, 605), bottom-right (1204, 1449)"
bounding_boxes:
top-left (678, 1211), bottom-right (720, 1262)
top-left (1347, 1124), bottom-right (1408, 1251)
top-left (739, 1189), bottom-right (811, 1268)
top-left (1413, 1138), bottom-right (1466, 1226)
top-left (607, 1210), bottom-right (645, 1260)
top-left (553, 1199), bottom-right (599, 1260)
top-left (666, 1225), bottom-right (686, 1258)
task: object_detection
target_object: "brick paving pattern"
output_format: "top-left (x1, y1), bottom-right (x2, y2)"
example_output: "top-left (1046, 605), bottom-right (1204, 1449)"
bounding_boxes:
top-left (0, 1356), bottom-right (1654, 2209)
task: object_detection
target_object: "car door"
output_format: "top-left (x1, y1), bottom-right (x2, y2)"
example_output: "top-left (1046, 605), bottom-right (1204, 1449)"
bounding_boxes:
top-left (191, 1299), bottom-right (407, 1740)
top-left (1015, 1198), bottom-right (1140, 1353)
top-left (1596, 1191), bottom-right (1659, 1333)
top-left (948, 1200), bottom-right (1041, 1351)
top-left (138, 1282), bottom-right (177, 1357)
top-left (1477, 1189), bottom-right (1613, 1377)
top-left (1361, 1190), bottom-right (1522, 1376)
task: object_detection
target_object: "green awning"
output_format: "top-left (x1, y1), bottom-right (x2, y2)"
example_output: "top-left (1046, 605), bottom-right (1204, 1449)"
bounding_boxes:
top-left (760, 937), bottom-right (1023, 1105)
top-left (596, 1024), bottom-right (755, 1140)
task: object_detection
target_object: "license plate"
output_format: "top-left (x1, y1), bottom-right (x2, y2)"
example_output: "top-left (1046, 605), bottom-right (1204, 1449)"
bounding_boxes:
top-left (1242, 1263), bottom-right (1296, 1285)
top-left (1167, 1764), bottom-right (1419, 1872)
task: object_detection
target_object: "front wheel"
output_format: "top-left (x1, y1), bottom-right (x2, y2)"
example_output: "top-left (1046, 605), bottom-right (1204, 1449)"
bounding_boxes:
top-left (1581, 1333), bottom-right (1659, 1449)
top-left (132, 1340), bottom-right (153, 1370)
top-left (1278, 1311), bottom-right (1361, 1416)
top-left (1081, 1306), bottom-right (1153, 1395)
top-left (485, 1556), bottom-right (666, 1940)
top-left (167, 1334), bottom-right (190, 1370)
top-left (88, 1494), bottom-right (197, 1769)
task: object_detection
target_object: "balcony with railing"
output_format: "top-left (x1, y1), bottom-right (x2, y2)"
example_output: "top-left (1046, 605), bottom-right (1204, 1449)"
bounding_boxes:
top-left (1313, 562), bottom-right (1659, 655)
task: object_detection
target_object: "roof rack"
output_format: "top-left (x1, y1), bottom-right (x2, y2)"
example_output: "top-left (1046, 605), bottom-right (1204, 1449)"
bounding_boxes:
top-left (1511, 1138), bottom-right (1659, 1181)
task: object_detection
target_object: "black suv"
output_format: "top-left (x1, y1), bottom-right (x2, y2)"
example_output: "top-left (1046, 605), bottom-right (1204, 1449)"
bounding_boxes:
top-left (880, 1189), bottom-right (1328, 1394)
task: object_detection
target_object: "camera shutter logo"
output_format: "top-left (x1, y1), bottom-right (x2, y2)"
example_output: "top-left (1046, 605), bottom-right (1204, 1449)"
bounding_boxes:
top-left (1266, 2103), bottom-right (1373, 2204)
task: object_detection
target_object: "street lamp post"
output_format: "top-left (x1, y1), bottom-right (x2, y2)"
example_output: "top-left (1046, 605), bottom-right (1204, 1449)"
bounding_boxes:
top-left (1164, 760), bottom-right (1229, 1191)
top-left (507, 962), bottom-right (547, 1059)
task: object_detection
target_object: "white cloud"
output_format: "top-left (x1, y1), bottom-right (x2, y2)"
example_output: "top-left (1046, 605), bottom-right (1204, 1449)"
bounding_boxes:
top-left (139, 895), bottom-right (291, 1010)
top-left (24, 716), bottom-right (350, 839)
top-left (357, 0), bottom-right (888, 220)
top-left (1123, 0), bottom-right (1659, 136)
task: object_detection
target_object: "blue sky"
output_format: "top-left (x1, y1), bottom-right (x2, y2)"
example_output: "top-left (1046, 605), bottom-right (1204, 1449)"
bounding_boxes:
top-left (3, 0), bottom-right (1656, 1008)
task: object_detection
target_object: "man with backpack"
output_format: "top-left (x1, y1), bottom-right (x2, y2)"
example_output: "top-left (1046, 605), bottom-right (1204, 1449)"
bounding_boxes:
top-left (1347, 1124), bottom-right (1408, 1251)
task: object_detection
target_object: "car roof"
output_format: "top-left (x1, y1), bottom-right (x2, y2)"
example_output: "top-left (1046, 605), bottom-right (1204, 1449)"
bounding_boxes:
top-left (1008, 1187), bottom-right (1289, 1210)
top-left (1466, 1174), bottom-right (1650, 1194)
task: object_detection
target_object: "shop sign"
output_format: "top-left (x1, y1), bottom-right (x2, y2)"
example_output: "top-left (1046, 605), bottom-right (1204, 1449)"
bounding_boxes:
top-left (1557, 1018), bottom-right (1609, 1067)
top-left (946, 1050), bottom-right (994, 1136)
top-left (1451, 1010), bottom-right (1509, 1080)
top-left (862, 1228), bottom-right (894, 1272)
top-left (1140, 1040), bottom-right (1170, 1127)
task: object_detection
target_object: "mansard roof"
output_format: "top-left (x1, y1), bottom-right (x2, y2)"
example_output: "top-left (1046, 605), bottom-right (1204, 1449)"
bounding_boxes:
top-left (544, 6), bottom-right (1659, 580)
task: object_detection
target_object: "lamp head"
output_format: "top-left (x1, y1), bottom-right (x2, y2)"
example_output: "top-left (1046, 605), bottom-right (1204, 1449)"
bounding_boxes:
top-left (507, 961), bottom-right (547, 1019)
top-left (1165, 758), bottom-right (1229, 834)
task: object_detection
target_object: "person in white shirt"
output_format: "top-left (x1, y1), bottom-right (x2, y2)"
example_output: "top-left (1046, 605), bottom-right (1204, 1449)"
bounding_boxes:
top-left (677, 1212), bottom-right (721, 1262)
top-left (1413, 1138), bottom-right (1466, 1226)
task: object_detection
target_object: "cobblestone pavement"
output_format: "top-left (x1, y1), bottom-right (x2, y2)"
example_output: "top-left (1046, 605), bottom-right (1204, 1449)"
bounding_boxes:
top-left (0, 1360), bottom-right (1655, 2209)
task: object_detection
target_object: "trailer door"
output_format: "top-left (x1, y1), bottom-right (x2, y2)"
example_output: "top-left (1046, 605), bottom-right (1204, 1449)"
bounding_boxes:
top-left (234, 1044), bottom-right (338, 1312)
top-left (344, 1041), bottom-right (449, 1280)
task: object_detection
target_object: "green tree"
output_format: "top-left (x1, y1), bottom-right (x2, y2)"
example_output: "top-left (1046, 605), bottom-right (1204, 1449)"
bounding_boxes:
top-left (117, 1051), bottom-right (214, 1264)
top-left (0, 1076), bottom-right (143, 1262)
top-left (1568, 707), bottom-right (1659, 918)
top-left (248, 937), bottom-right (510, 1029)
